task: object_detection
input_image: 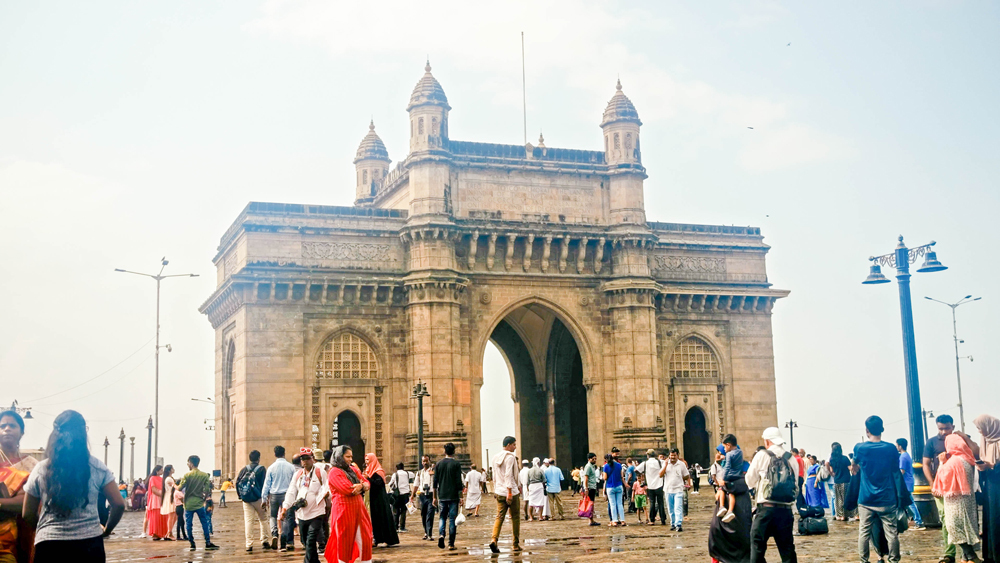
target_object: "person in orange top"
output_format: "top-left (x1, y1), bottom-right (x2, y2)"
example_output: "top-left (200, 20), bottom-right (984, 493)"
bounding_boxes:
top-left (0, 410), bottom-right (39, 563)
top-left (324, 446), bottom-right (372, 563)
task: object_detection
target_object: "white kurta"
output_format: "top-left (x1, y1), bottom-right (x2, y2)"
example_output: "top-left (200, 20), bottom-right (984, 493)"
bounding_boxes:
top-left (527, 482), bottom-right (546, 508)
top-left (464, 470), bottom-right (483, 509)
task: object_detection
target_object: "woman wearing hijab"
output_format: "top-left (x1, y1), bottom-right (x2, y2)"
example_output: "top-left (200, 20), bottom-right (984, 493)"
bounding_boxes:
top-left (932, 433), bottom-right (980, 563)
top-left (363, 453), bottom-right (398, 548)
top-left (21, 410), bottom-right (124, 562)
top-left (974, 414), bottom-right (999, 563)
top-left (324, 446), bottom-right (373, 563)
top-left (826, 442), bottom-right (855, 521)
top-left (145, 465), bottom-right (167, 540)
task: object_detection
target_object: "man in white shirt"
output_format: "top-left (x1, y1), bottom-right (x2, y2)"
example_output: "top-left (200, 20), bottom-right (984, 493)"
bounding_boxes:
top-left (388, 462), bottom-right (412, 532)
top-left (489, 436), bottom-right (522, 554)
top-left (412, 455), bottom-right (435, 540)
top-left (744, 427), bottom-right (798, 563)
top-left (278, 448), bottom-right (328, 562)
top-left (636, 449), bottom-right (666, 526)
top-left (658, 448), bottom-right (691, 531)
top-left (518, 458), bottom-right (531, 520)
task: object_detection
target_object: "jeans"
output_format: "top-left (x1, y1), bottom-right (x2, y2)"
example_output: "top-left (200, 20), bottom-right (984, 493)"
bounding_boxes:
top-left (858, 505), bottom-right (899, 563)
top-left (606, 486), bottom-right (624, 523)
top-left (906, 501), bottom-right (923, 526)
top-left (297, 516), bottom-right (324, 563)
top-left (666, 492), bottom-right (685, 527)
top-left (438, 500), bottom-right (458, 545)
top-left (281, 506), bottom-right (298, 549)
top-left (420, 494), bottom-right (436, 537)
top-left (185, 507), bottom-right (211, 545)
top-left (750, 504), bottom-right (797, 563)
top-left (268, 492), bottom-right (285, 540)
top-left (394, 492), bottom-right (410, 530)
top-left (491, 493), bottom-right (520, 546)
top-left (647, 487), bottom-right (667, 524)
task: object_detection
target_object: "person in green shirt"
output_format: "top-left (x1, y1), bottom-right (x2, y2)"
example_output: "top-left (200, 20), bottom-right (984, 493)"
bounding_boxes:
top-left (177, 455), bottom-right (219, 552)
top-left (582, 453), bottom-right (600, 526)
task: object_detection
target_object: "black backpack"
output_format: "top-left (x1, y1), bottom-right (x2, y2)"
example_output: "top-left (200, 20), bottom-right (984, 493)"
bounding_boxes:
top-left (237, 464), bottom-right (263, 503)
top-left (762, 450), bottom-right (796, 503)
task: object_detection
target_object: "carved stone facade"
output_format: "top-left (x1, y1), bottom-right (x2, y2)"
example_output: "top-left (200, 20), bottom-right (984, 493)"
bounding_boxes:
top-left (201, 65), bottom-right (788, 474)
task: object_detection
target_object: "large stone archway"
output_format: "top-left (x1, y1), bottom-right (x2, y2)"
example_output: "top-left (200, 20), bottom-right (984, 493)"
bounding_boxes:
top-left (474, 303), bottom-right (590, 468)
top-left (202, 65), bottom-right (788, 471)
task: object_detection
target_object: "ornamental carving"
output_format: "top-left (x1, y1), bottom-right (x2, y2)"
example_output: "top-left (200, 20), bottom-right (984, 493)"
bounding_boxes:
top-left (654, 255), bottom-right (725, 273)
top-left (302, 242), bottom-right (393, 262)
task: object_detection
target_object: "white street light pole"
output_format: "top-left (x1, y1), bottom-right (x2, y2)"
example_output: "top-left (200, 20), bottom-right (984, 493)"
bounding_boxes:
top-left (115, 258), bottom-right (198, 460)
top-left (925, 295), bottom-right (981, 433)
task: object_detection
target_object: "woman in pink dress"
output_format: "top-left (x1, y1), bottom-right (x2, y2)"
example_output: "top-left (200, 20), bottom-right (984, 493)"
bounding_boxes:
top-left (324, 446), bottom-right (373, 563)
top-left (144, 465), bottom-right (167, 540)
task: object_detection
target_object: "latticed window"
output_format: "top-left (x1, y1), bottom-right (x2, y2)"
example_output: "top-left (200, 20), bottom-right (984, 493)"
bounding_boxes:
top-left (316, 333), bottom-right (378, 379)
top-left (668, 336), bottom-right (720, 378)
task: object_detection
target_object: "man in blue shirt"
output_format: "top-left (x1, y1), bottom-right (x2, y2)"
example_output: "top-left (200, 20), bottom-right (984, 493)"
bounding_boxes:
top-left (854, 416), bottom-right (901, 563)
top-left (542, 458), bottom-right (565, 520)
top-left (896, 438), bottom-right (924, 530)
top-left (261, 445), bottom-right (296, 551)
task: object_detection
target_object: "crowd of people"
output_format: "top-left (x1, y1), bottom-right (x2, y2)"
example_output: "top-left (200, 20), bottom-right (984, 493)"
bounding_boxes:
top-left (0, 406), bottom-right (998, 563)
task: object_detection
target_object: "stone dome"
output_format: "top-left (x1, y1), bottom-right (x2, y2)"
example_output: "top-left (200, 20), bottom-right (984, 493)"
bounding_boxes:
top-left (407, 61), bottom-right (450, 111)
top-left (353, 121), bottom-right (390, 163)
top-left (600, 79), bottom-right (641, 127)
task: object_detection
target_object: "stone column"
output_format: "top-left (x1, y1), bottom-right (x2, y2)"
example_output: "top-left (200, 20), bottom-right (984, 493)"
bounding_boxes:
top-left (603, 282), bottom-right (662, 454)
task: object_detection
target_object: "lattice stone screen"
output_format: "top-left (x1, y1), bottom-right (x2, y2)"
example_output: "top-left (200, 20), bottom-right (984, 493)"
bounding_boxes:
top-left (316, 333), bottom-right (379, 379)
top-left (668, 336), bottom-right (720, 378)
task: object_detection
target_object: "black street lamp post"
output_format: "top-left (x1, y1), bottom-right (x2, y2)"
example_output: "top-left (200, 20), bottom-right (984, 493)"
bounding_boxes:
top-left (784, 420), bottom-right (798, 450)
top-left (862, 235), bottom-right (947, 526)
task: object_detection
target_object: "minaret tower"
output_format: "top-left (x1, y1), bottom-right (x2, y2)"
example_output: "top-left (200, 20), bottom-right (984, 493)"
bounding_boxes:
top-left (600, 79), bottom-right (647, 225)
top-left (353, 120), bottom-right (390, 206)
top-left (404, 60), bottom-right (452, 219)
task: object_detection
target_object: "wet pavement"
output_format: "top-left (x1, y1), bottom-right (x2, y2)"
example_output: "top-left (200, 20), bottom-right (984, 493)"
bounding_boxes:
top-left (105, 491), bottom-right (950, 562)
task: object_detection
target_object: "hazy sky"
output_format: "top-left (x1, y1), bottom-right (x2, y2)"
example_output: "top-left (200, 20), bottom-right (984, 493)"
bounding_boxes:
top-left (3, 1), bottom-right (998, 476)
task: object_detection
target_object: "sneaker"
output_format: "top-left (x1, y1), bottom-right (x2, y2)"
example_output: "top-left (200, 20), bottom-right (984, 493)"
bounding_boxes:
top-left (279, 547), bottom-right (288, 553)
top-left (670, 524), bottom-right (676, 531)
top-left (399, 528), bottom-right (408, 533)
top-left (423, 534), bottom-right (429, 540)
top-left (722, 513), bottom-right (736, 523)
top-left (589, 521), bottom-right (601, 526)
top-left (245, 547), bottom-right (253, 552)
top-left (205, 543), bottom-right (219, 550)
top-left (189, 542), bottom-right (196, 551)
top-left (448, 545), bottom-right (457, 551)
top-left (270, 538), bottom-right (278, 550)
top-left (676, 526), bottom-right (683, 532)
top-left (489, 542), bottom-right (500, 554)
top-left (438, 536), bottom-right (445, 549)
top-left (913, 525), bottom-right (926, 531)
top-left (717, 507), bottom-right (728, 518)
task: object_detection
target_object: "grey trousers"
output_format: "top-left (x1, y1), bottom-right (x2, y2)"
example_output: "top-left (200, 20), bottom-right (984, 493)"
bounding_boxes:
top-left (858, 505), bottom-right (899, 563)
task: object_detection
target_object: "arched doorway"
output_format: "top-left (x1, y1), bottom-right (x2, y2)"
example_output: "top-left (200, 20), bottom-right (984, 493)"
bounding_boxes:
top-left (331, 410), bottom-right (365, 466)
top-left (683, 407), bottom-right (710, 468)
top-left (478, 303), bottom-right (589, 468)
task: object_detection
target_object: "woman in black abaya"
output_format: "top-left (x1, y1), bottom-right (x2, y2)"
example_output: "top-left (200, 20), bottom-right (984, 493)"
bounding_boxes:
top-left (363, 453), bottom-right (399, 548)
top-left (708, 447), bottom-right (751, 563)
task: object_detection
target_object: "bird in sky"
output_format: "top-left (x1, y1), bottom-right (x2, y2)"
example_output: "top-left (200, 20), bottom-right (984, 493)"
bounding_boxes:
top-left (787, 42), bottom-right (791, 46)
top-left (747, 126), bottom-right (754, 129)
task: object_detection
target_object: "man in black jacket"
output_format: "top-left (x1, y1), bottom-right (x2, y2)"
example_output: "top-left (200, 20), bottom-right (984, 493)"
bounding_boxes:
top-left (236, 450), bottom-right (272, 552)
top-left (433, 442), bottom-right (465, 550)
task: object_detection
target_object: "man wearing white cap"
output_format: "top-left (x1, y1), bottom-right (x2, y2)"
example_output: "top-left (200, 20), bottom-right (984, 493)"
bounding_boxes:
top-left (745, 427), bottom-right (798, 563)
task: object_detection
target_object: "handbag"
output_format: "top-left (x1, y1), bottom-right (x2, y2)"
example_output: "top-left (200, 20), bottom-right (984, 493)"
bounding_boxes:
top-left (577, 494), bottom-right (594, 518)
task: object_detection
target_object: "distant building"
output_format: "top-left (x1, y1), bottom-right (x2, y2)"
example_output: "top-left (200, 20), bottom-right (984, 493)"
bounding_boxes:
top-left (201, 63), bottom-right (787, 474)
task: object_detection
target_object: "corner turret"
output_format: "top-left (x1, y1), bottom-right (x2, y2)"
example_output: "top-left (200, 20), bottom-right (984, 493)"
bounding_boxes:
top-left (353, 120), bottom-right (390, 205)
top-left (407, 61), bottom-right (450, 154)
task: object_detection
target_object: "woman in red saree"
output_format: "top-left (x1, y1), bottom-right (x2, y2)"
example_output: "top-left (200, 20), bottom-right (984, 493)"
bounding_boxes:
top-left (144, 465), bottom-right (168, 540)
top-left (324, 446), bottom-right (373, 563)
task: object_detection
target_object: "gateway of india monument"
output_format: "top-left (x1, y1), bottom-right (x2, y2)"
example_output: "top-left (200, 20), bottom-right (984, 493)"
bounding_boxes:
top-left (200, 62), bottom-right (788, 474)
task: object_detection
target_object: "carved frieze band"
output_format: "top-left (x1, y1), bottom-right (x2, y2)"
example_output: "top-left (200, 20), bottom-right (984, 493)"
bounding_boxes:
top-left (654, 255), bottom-right (725, 274)
top-left (302, 242), bottom-right (393, 262)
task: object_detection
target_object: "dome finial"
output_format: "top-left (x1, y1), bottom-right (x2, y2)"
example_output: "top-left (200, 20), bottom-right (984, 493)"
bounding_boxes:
top-left (369, 118), bottom-right (375, 131)
top-left (425, 58), bottom-right (431, 73)
top-left (537, 131), bottom-right (545, 147)
top-left (616, 78), bottom-right (622, 91)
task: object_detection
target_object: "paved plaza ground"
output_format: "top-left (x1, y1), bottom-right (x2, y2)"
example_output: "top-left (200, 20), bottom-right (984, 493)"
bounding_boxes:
top-left (105, 490), bottom-right (949, 562)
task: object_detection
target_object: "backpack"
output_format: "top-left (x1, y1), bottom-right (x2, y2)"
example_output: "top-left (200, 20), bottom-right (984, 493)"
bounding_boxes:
top-left (237, 464), bottom-right (263, 503)
top-left (761, 450), bottom-right (796, 503)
